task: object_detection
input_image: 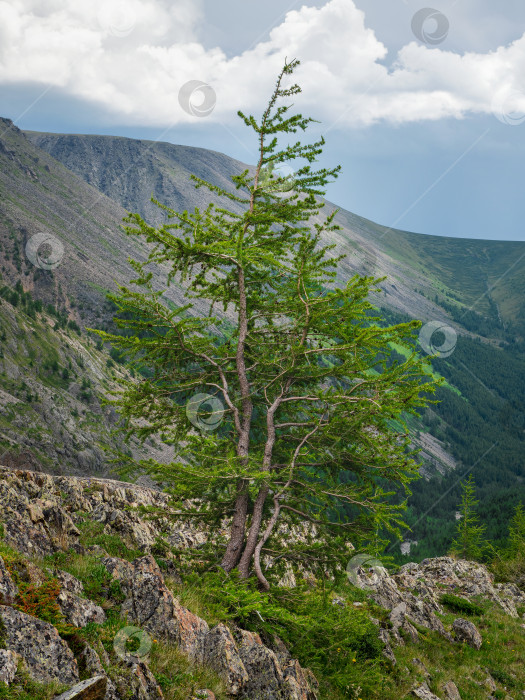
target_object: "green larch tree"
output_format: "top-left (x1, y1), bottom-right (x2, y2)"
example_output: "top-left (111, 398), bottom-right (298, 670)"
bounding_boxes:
top-left (450, 474), bottom-right (488, 561)
top-left (95, 59), bottom-right (436, 589)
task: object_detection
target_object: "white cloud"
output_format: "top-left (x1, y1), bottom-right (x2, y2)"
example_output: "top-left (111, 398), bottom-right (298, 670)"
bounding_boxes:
top-left (0, 0), bottom-right (524, 128)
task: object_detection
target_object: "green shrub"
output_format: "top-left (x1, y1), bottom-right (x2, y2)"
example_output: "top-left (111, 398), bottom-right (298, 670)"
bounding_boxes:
top-left (439, 593), bottom-right (484, 616)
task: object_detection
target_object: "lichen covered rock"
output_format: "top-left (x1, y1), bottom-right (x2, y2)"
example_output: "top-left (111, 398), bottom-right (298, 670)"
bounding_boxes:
top-left (0, 605), bottom-right (79, 684)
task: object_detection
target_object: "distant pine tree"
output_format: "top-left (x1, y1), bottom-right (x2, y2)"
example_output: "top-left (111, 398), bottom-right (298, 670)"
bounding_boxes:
top-left (508, 502), bottom-right (525, 555)
top-left (450, 475), bottom-right (488, 561)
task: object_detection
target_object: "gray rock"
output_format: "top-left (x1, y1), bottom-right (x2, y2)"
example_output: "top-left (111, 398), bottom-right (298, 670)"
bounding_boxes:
top-left (104, 555), bottom-right (209, 662)
top-left (56, 570), bottom-right (85, 596)
top-left (0, 649), bottom-right (20, 684)
top-left (379, 628), bottom-right (397, 664)
top-left (78, 644), bottom-right (105, 676)
top-left (236, 629), bottom-right (284, 699)
top-left (125, 659), bottom-right (164, 700)
top-left (442, 680), bottom-right (462, 699)
top-left (202, 624), bottom-right (248, 695)
top-left (412, 682), bottom-right (442, 699)
top-left (53, 675), bottom-right (107, 700)
top-left (0, 555), bottom-right (18, 604)
top-left (0, 605), bottom-right (79, 685)
top-left (452, 618), bottom-right (482, 650)
top-left (57, 589), bottom-right (106, 627)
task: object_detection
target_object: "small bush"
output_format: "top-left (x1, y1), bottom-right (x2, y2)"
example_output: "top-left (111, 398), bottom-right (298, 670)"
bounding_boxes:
top-left (15, 579), bottom-right (78, 637)
top-left (440, 593), bottom-right (484, 616)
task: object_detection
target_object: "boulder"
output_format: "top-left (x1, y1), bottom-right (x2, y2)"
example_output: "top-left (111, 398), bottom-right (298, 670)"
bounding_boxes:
top-left (452, 618), bottom-right (482, 650)
top-left (52, 675), bottom-right (107, 700)
top-left (0, 556), bottom-right (18, 604)
top-left (57, 589), bottom-right (106, 627)
top-left (0, 605), bottom-right (79, 684)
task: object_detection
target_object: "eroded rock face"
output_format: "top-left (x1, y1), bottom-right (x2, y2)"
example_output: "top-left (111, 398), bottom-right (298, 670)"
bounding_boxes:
top-left (125, 659), bottom-right (164, 700)
top-left (397, 557), bottom-right (525, 618)
top-left (442, 680), bottom-right (462, 699)
top-left (352, 554), bottom-right (525, 649)
top-left (0, 605), bottom-right (79, 685)
top-left (412, 683), bottom-right (441, 699)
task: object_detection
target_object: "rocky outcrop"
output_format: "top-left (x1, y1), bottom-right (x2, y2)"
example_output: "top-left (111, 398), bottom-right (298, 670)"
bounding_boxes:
top-left (102, 554), bottom-right (316, 698)
top-left (412, 683), bottom-right (441, 699)
top-left (0, 605), bottom-right (79, 684)
top-left (352, 554), bottom-right (525, 651)
top-left (203, 624), bottom-right (248, 695)
top-left (0, 466), bottom-right (202, 559)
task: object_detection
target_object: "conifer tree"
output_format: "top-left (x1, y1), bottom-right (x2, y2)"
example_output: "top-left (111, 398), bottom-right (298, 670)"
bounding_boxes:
top-left (450, 474), bottom-right (487, 561)
top-left (95, 59), bottom-right (436, 589)
top-left (505, 502), bottom-right (525, 560)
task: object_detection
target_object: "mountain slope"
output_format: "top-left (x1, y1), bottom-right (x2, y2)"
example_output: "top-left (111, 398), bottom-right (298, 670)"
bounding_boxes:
top-left (1, 122), bottom-right (523, 558)
top-left (26, 130), bottom-right (525, 335)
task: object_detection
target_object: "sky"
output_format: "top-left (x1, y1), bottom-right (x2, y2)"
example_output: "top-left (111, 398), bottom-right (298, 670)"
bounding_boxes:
top-left (1, 0), bottom-right (525, 241)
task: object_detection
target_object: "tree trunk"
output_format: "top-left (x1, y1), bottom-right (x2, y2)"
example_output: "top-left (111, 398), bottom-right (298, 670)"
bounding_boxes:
top-left (237, 484), bottom-right (270, 578)
top-left (220, 481), bottom-right (249, 571)
top-left (221, 264), bottom-right (253, 572)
